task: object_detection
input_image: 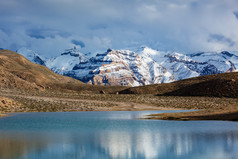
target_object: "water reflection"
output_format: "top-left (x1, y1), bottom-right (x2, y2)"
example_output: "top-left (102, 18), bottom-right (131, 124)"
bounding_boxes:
top-left (0, 112), bottom-right (238, 159)
top-left (98, 130), bottom-right (238, 159)
top-left (1, 129), bottom-right (238, 159)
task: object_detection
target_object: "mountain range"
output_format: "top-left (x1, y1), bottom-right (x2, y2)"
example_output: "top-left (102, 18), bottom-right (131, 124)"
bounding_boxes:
top-left (16, 46), bottom-right (238, 86)
top-left (1, 49), bottom-right (238, 97)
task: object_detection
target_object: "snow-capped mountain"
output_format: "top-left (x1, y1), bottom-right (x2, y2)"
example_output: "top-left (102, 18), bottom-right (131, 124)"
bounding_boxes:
top-left (17, 46), bottom-right (238, 86)
top-left (17, 48), bottom-right (46, 66)
top-left (137, 46), bottom-right (238, 81)
top-left (45, 47), bottom-right (88, 75)
top-left (163, 51), bottom-right (237, 80)
top-left (69, 49), bottom-right (175, 86)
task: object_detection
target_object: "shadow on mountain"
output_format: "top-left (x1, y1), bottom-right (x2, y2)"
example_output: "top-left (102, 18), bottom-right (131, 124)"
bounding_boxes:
top-left (120, 72), bottom-right (238, 98)
top-left (164, 78), bottom-right (238, 98)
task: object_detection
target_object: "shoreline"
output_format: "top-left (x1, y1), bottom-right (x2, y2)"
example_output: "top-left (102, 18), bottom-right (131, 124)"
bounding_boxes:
top-left (145, 109), bottom-right (238, 121)
top-left (0, 107), bottom-right (184, 118)
top-left (2, 109), bottom-right (238, 122)
top-left (0, 113), bottom-right (8, 118)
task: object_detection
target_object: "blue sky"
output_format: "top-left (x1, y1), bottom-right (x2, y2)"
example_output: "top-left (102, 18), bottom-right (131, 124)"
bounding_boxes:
top-left (0, 0), bottom-right (238, 56)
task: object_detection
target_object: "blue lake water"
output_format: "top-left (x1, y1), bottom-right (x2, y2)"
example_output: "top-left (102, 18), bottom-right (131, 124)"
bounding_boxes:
top-left (0, 110), bottom-right (238, 159)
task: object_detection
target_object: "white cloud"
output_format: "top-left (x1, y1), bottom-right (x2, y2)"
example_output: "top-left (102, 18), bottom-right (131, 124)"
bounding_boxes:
top-left (0, 0), bottom-right (238, 56)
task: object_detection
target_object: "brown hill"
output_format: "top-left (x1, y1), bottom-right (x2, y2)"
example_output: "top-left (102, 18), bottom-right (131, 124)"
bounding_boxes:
top-left (120, 72), bottom-right (238, 98)
top-left (0, 50), bottom-right (85, 90)
top-left (0, 50), bottom-right (125, 93)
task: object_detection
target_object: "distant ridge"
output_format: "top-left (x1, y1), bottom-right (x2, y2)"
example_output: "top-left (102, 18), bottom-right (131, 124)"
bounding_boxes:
top-left (119, 72), bottom-right (238, 98)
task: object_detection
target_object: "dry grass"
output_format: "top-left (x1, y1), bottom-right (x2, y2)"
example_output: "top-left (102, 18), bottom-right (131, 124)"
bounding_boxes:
top-left (0, 89), bottom-right (237, 117)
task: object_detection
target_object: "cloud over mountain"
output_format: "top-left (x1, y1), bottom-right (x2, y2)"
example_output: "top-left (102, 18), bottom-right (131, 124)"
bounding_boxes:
top-left (0, 0), bottom-right (238, 56)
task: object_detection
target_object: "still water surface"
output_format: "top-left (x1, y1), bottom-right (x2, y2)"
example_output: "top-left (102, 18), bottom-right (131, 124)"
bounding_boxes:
top-left (0, 111), bottom-right (238, 159)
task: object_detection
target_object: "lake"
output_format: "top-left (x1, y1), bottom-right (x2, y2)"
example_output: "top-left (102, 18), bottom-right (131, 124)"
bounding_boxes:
top-left (0, 111), bottom-right (238, 159)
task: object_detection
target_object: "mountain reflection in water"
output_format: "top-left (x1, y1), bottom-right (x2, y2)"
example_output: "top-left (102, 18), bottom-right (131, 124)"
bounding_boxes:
top-left (0, 111), bottom-right (238, 159)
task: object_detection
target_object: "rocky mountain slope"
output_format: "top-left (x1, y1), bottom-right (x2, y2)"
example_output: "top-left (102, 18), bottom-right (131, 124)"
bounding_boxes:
top-left (17, 46), bottom-right (238, 86)
top-left (69, 49), bottom-right (175, 86)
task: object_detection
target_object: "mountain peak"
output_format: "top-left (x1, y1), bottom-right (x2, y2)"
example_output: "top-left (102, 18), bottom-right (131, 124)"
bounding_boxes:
top-left (17, 47), bottom-right (38, 56)
top-left (17, 47), bottom-right (46, 66)
top-left (61, 47), bottom-right (81, 57)
top-left (106, 48), bottom-right (113, 53)
top-left (221, 51), bottom-right (234, 57)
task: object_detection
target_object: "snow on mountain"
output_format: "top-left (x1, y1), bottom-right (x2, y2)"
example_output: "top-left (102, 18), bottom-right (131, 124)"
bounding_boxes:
top-left (70, 49), bottom-right (175, 86)
top-left (137, 47), bottom-right (238, 81)
top-left (17, 46), bottom-right (238, 87)
top-left (137, 47), bottom-right (199, 80)
top-left (17, 48), bottom-right (46, 66)
top-left (45, 47), bottom-right (88, 75)
top-left (137, 46), bottom-right (167, 63)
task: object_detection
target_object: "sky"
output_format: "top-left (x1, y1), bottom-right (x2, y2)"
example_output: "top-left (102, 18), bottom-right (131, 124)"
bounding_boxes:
top-left (0, 0), bottom-right (238, 56)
